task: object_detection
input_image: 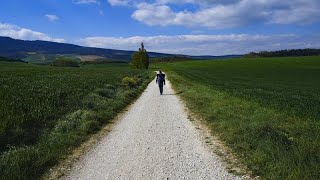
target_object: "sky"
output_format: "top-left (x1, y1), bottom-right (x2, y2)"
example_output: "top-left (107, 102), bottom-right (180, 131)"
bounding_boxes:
top-left (0, 0), bottom-right (320, 55)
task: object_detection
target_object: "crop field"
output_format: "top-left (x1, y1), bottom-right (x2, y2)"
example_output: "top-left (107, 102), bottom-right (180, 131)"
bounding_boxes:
top-left (0, 61), bottom-right (152, 179)
top-left (157, 56), bottom-right (320, 179)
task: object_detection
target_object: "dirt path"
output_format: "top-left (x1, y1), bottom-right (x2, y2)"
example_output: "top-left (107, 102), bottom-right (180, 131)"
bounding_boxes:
top-left (63, 76), bottom-right (241, 180)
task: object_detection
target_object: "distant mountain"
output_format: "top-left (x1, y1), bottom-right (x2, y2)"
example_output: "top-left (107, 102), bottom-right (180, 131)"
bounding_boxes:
top-left (0, 36), bottom-right (241, 63)
top-left (0, 36), bottom-right (166, 62)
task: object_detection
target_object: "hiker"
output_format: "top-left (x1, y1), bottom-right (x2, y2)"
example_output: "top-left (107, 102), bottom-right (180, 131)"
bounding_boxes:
top-left (156, 71), bottom-right (166, 95)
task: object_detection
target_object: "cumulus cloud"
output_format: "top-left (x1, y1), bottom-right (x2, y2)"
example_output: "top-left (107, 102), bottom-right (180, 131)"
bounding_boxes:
top-left (268, 1), bottom-right (320, 24)
top-left (80, 33), bottom-right (320, 55)
top-left (128, 0), bottom-right (320, 28)
top-left (0, 23), bottom-right (65, 43)
top-left (45, 14), bottom-right (59, 22)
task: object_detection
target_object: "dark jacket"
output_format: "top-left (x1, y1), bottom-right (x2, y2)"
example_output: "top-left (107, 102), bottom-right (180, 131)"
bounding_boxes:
top-left (156, 73), bottom-right (165, 86)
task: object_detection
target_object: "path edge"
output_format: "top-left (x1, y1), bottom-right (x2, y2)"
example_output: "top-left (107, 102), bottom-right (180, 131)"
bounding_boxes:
top-left (41, 79), bottom-right (155, 180)
top-left (166, 77), bottom-right (258, 180)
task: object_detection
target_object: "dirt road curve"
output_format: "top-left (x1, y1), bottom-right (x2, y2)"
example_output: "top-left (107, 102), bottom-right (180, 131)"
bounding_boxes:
top-left (63, 76), bottom-right (240, 180)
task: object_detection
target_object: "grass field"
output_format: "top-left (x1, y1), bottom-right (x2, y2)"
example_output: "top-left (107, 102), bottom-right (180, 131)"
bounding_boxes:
top-left (156, 56), bottom-right (320, 179)
top-left (0, 61), bottom-right (152, 179)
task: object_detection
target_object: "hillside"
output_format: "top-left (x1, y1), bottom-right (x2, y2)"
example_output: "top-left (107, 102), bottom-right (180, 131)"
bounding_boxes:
top-left (0, 37), bottom-right (234, 63)
top-left (0, 56), bottom-right (25, 63)
top-left (0, 37), bottom-right (175, 62)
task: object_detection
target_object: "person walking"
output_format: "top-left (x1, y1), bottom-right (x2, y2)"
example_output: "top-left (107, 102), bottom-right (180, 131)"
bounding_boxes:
top-left (156, 71), bottom-right (165, 95)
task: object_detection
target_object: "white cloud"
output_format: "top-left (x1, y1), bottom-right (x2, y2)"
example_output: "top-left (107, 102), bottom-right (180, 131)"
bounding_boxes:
top-left (108, 0), bottom-right (130, 6)
top-left (73, 0), bottom-right (104, 16)
top-left (45, 14), bottom-right (59, 22)
top-left (73, 0), bottom-right (99, 4)
top-left (80, 33), bottom-right (320, 55)
top-left (269, 1), bottom-right (320, 24)
top-left (130, 0), bottom-right (320, 28)
top-left (0, 23), bottom-right (65, 43)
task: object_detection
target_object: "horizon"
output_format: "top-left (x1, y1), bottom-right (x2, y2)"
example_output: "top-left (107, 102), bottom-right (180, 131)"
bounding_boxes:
top-left (0, 0), bottom-right (320, 56)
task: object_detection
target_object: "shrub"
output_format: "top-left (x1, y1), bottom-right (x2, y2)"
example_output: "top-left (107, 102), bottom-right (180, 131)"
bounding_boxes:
top-left (121, 76), bottom-right (139, 88)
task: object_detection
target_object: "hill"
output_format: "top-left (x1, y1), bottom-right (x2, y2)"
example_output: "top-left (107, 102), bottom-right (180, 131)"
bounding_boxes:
top-left (0, 56), bottom-right (25, 63)
top-left (0, 36), bottom-right (233, 63)
top-left (0, 36), bottom-right (176, 63)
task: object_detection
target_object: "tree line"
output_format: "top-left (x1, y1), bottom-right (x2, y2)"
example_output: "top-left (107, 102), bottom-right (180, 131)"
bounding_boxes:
top-left (245, 48), bottom-right (320, 58)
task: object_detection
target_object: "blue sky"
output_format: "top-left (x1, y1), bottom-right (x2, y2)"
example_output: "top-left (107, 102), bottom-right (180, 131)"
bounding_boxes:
top-left (0, 0), bottom-right (320, 55)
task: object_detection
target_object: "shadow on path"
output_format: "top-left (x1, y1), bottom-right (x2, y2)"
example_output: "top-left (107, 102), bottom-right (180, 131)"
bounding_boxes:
top-left (162, 91), bottom-right (184, 96)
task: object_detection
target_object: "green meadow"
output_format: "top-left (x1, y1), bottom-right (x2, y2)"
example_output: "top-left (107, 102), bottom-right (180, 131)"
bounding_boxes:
top-left (157, 56), bottom-right (320, 179)
top-left (0, 61), bottom-right (152, 179)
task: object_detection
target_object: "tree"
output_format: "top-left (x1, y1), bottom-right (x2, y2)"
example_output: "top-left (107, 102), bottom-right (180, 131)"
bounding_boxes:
top-left (130, 42), bottom-right (149, 69)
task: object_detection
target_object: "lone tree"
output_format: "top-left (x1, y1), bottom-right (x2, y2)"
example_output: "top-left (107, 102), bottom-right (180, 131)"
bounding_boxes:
top-left (130, 42), bottom-right (149, 69)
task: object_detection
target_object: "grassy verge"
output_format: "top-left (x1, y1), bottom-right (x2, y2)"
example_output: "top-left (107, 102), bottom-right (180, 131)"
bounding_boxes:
top-left (156, 56), bottom-right (320, 179)
top-left (0, 62), bottom-right (153, 179)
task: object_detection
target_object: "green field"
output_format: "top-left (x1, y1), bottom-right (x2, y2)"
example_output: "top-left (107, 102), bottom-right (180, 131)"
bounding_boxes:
top-left (157, 56), bottom-right (320, 179)
top-left (0, 61), bottom-right (152, 179)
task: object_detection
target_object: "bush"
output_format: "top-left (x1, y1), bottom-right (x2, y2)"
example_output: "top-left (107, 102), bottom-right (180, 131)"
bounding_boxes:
top-left (121, 76), bottom-right (139, 88)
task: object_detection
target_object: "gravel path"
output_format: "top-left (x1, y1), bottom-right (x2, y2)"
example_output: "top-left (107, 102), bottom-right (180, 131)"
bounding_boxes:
top-left (63, 76), bottom-right (240, 180)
